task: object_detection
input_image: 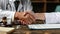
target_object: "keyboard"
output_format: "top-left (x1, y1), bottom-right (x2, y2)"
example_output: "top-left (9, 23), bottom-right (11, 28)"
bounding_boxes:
top-left (28, 24), bottom-right (60, 29)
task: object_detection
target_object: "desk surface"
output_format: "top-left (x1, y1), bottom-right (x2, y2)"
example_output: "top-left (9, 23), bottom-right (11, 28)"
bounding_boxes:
top-left (0, 27), bottom-right (14, 32)
top-left (12, 25), bottom-right (60, 34)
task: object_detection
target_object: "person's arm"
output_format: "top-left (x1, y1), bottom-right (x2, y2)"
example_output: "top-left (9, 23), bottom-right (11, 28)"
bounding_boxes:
top-left (0, 11), bottom-right (15, 21)
top-left (0, 10), bottom-right (15, 25)
top-left (0, 10), bottom-right (35, 25)
top-left (45, 13), bottom-right (58, 24)
top-left (37, 13), bottom-right (58, 24)
top-left (39, 13), bottom-right (59, 24)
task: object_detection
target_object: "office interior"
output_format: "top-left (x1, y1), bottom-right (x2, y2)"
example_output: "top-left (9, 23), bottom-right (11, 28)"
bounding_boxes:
top-left (1, 0), bottom-right (60, 34)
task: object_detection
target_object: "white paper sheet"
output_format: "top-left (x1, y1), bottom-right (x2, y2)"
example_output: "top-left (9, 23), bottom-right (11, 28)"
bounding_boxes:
top-left (28, 24), bottom-right (60, 29)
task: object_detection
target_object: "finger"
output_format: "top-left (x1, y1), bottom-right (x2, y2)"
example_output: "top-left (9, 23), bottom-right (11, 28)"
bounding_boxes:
top-left (27, 14), bottom-right (35, 22)
top-left (23, 12), bottom-right (36, 22)
top-left (21, 19), bottom-right (29, 25)
top-left (21, 19), bottom-right (26, 25)
top-left (27, 17), bottom-right (33, 24)
top-left (20, 14), bottom-right (33, 25)
top-left (20, 20), bottom-right (23, 23)
top-left (25, 20), bottom-right (31, 25)
top-left (26, 12), bottom-right (36, 21)
top-left (26, 12), bottom-right (36, 20)
top-left (22, 18), bottom-right (32, 25)
top-left (24, 14), bottom-right (33, 24)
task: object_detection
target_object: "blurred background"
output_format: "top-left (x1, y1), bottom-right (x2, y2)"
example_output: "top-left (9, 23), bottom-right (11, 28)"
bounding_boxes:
top-left (31, 0), bottom-right (60, 13)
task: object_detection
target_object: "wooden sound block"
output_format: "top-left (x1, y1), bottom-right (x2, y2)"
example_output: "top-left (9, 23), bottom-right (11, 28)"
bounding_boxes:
top-left (0, 27), bottom-right (15, 34)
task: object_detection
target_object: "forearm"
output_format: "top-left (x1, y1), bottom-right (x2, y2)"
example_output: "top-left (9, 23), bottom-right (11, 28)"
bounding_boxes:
top-left (0, 11), bottom-right (15, 22)
top-left (35, 13), bottom-right (45, 20)
top-left (36, 13), bottom-right (58, 24)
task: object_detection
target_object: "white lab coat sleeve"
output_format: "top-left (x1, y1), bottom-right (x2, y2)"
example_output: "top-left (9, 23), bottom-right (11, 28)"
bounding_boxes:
top-left (45, 13), bottom-right (58, 24)
top-left (0, 10), bottom-right (15, 22)
top-left (55, 12), bottom-right (60, 23)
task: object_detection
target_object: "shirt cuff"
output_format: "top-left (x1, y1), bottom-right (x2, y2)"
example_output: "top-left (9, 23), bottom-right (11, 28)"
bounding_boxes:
top-left (11, 12), bottom-right (15, 22)
top-left (2, 10), bottom-right (16, 22)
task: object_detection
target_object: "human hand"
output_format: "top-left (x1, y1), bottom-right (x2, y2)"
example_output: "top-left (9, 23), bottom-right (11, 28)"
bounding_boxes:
top-left (14, 11), bottom-right (36, 25)
top-left (21, 11), bottom-right (36, 25)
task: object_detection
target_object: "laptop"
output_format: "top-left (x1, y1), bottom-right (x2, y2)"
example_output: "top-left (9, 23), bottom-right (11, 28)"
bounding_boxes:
top-left (28, 24), bottom-right (60, 29)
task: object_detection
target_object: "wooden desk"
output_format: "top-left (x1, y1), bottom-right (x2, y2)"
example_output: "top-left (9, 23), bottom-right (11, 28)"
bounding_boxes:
top-left (12, 25), bottom-right (60, 34)
top-left (0, 27), bottom-right (15, 34)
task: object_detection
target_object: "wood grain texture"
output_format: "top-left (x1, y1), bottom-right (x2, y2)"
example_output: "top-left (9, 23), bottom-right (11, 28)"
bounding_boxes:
top-left (0, 27), bottom-right (15, 34)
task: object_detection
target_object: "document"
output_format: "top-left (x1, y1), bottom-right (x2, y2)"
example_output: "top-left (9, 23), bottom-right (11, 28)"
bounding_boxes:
top-left (28, 24), bottom-right (60, 29)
